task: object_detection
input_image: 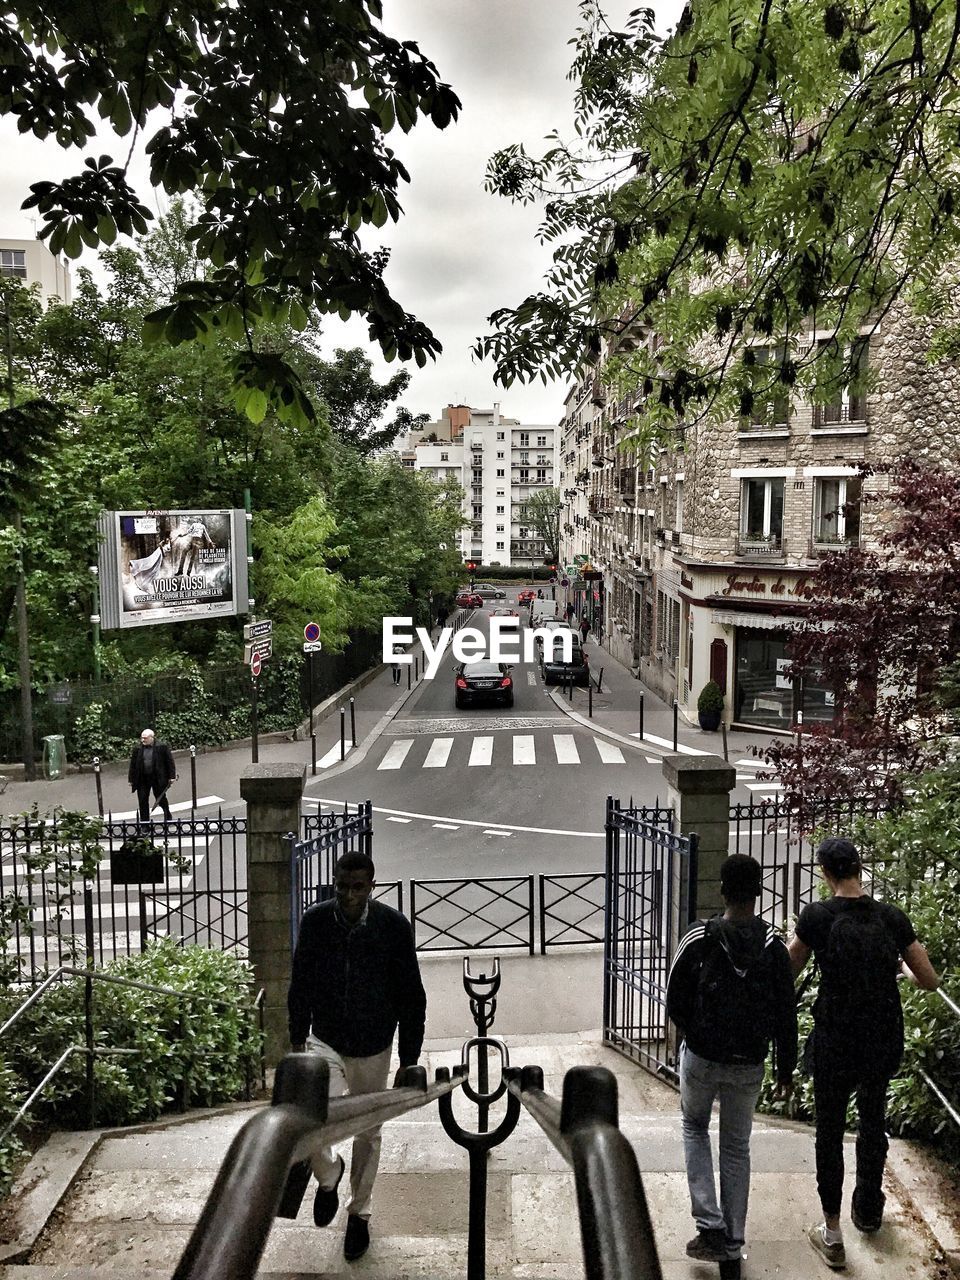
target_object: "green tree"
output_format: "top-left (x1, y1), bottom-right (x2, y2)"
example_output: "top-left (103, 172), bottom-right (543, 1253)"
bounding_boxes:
top-left (4, 0), bottom-right (461, 425)
top-left (298, 346), bottom-right (428, 457)
top-left (477, 1), bottom-right (960, 457)
top-left (518, 487), bottom-right (561, 563)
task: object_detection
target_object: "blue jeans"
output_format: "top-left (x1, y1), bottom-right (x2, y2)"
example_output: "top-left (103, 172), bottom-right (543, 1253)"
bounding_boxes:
top-left (680, 1043), bottom-right (764, 1257)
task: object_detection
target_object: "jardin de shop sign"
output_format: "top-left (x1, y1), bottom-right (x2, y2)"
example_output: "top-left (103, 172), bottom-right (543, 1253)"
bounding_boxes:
top-left (720, 574), bottom-right (810, 598)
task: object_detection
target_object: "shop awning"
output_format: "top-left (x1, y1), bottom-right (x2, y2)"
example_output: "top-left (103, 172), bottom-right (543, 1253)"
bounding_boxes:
top-left (710, 610), bottom-right (796, 632)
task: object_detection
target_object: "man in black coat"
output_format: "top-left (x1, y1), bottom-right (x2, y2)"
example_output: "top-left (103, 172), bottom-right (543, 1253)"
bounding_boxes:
top-left (289, 850), bottom-right (426, 1263)
top-left (128, 728), bottom-right (176, 822)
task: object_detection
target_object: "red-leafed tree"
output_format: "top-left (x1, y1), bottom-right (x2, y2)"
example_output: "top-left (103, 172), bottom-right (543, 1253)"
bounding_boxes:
top-left (761, 460), bottom-right (960, 807)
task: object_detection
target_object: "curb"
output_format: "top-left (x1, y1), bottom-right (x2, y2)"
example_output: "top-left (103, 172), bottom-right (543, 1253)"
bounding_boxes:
top-left (547, 689), bottom-right (667, 756)
top-left (304, 673), bottom-right (428, 785)
top-left (291, 661), bottom-right (386, 742)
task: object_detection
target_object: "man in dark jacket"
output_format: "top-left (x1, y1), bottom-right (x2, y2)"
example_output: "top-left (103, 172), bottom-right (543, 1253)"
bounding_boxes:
top-left (128, 728), bottom-right (176, 822)
top-left (289, 850), bottom-right (426, 1263)
top-left (667, 854), bottom-right (797, 1280)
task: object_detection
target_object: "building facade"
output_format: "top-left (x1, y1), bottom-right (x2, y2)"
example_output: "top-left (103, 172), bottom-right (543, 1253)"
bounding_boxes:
top-left (0, 237), bottom-right (72, 304)
top-left (399, 403), bottom-right (558, 567)
top-left (559, 306), bottom-right (957, 731)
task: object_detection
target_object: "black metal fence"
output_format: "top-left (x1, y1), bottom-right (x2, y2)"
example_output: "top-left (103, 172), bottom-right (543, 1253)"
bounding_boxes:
top-left (0, 812), bottom-right (247, 981)
top-left (602, 797), bottom-right (698, 1082)
top-left (290, 801), bottom-right (374, 948)
top-left (728, 795), bottom-right (891, 927)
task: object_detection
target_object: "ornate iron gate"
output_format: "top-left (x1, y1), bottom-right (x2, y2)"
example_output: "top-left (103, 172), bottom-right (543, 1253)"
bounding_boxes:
top-left (289, 800), bottom-right (374, 947)
top-left (602, 796), bottom-right (698, 1083)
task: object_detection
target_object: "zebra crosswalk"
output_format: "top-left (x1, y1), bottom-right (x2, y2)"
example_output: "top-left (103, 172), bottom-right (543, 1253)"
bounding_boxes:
top-left (376, 732), bottom-right (626, 771)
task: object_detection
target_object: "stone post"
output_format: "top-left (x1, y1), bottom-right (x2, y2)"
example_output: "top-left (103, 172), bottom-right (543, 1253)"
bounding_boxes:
top-left (661, 754), bottom-right (736, 919)
top-left (240, 763), bottom-right (305, 1065)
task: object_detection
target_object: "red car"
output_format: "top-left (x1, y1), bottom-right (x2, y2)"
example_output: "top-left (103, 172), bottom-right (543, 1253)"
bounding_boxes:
top-left (455, 591), bottom-right (482, 608)
top-left (518, 589), bottom-right (535, 606)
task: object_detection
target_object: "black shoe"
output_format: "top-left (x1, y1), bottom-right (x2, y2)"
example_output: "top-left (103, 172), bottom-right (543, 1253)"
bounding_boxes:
top-left (686, 1229), bottom-right (728, 1262)
top-left (344, 1213), bottom-right (370, 1261)
top-left (312, 1155), bottom-right (345, 1228)
top-left (719, 1259), bottom-right (742, 1280)
top-left (851, 1190), bottom-right (884, 1234)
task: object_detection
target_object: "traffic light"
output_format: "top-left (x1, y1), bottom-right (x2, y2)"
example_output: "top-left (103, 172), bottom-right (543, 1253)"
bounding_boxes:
top-left (465, 560), bottom-right (477, 573)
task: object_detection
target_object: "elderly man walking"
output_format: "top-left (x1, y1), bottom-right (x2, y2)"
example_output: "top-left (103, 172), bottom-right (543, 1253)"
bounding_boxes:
top-left (128, 728), bottom-right (176, 822)
top-left (289, 850), bottom-right (427, 1262)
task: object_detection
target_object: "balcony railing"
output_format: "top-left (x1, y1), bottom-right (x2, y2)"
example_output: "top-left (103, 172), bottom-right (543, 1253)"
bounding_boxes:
top-left (736, 534), bottom-right (785, 558)
top-left (812, 402), bottom-right (867, 428)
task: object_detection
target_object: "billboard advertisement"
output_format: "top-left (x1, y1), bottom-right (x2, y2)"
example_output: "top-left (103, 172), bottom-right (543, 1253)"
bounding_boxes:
top-left (98, 509), bottom-right (250, 629)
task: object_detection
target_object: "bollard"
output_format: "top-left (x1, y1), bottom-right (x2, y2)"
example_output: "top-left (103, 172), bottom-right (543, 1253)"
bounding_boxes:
top-left (407, 664), bottom-right (412, 691)
top-left (673, 699), bottom-right (679, 752)
top-left (639, 693), bottom-right (645, 742)
top-left (567, 672), bottom-right (574, 702)
top-left (339, 707), bottom-right (346, 761)
top-left (311, 732), bottom-right (317, 776)
top-left (415, 654), bottom-right (420, 681)
top-left (190, 744), bottom-right (198, 809)
top-left (595, 666), bottom-right (604, 694)
top-left (349, 697), bottom-right (357, 747)
top-left (93, 757), bottom-right (104, 817)
top-left (721, 720), bottom-right (729, 762)
top-left (588, 683), bottom-right (593, 718)
top-left (795, 710), bottom-right (804, 754)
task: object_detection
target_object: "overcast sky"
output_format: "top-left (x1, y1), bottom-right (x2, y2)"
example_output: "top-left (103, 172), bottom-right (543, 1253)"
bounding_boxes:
top-left (0, 1), bottom-right (681, 427)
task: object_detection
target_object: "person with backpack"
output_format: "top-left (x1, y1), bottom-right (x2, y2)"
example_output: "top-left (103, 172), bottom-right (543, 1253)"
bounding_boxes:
top-left (667, 854), bottom-right (797, 1280)
top-left (788, 837), bottom-right (940, 1270)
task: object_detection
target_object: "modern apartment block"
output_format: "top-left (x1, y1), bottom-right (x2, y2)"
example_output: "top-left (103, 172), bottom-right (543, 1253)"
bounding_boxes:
top-left (0, 237), bottom-right (72, 304)
top-left (560, 303), bottom-right (955, 732)
top-left (399, 403), bottom-right (558, 567)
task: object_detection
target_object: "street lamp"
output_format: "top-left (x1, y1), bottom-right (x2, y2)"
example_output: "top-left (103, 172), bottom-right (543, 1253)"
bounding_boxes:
top-left (1, 288), bottom-right (36, 780)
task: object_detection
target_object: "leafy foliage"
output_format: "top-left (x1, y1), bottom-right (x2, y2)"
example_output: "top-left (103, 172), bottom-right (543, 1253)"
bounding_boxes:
top-left (477, 0), bottom-right (960, 456)
top-left (3, 0), bottom-right (461, 423)
top-left (0, 938), bottom-right (262, 1193)
top-left (759, 461), bottom-right (960, 806)
top-left (517, 487), bottom-right (561, 563)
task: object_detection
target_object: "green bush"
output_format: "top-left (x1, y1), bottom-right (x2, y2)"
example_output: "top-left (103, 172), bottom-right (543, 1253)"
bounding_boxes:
top-left (697, 681), bottom-right (724, 714)
top-left (0, 939), bottom-right (263, 1193)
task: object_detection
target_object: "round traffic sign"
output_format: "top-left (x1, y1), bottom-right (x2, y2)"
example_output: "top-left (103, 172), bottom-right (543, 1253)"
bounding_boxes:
top-left (304, 621), bottom-right (321, 642)
top-left (251, 651), bottom-right (263, 678)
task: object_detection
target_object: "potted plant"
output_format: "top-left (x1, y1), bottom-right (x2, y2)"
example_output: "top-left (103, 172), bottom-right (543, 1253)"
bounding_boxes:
top-left (697, 681), bottom-right (724, 731)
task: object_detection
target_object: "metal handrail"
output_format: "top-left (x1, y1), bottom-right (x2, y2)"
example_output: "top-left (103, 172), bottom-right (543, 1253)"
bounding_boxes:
top-left (173, 1054), bottom-right (464, 1280)
top-left (506, 1063), bottom-right (663, 1280)
top-left (918, 986), bottom-right (960, 1132)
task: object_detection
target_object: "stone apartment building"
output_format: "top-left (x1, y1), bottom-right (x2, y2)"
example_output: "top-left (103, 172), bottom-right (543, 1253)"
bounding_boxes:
top-left (398, 403), bottom-right (558, 567)
top-left (0, 237), bottom-right (72, 304)
top-left (561, 305), bottom-right (957, 732)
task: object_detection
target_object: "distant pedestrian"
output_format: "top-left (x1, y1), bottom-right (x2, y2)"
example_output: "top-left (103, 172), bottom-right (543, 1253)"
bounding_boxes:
top-left (436, 606), bottom-right (449, 630)
top-left (565, 602), bottom-right (575, 622)
top-left (537, 588), bottom-right (544, 599)
top-left (667, 855), bottom-right (797, 1280)
top-left (789, 838), bottom-right (940, 1270)
top-left (128, 728), bottom-right (176, 822)
top-left (391, 660), bottom-right (402, 686)
top-left (289, 851), bottom-right (426, 1263)
top-left (579, 615), bottom-right (590, 644)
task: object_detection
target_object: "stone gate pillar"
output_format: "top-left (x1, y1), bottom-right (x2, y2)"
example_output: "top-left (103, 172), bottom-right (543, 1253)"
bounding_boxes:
top-left (240, 763), bottom-right (305, 1065)
top-left (661, 754), bottom-right (736, 919)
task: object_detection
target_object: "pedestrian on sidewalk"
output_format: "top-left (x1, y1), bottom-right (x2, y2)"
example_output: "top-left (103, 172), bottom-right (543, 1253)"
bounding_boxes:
top-left (578, 614), bottom-right (590, 645)
top-left (436, 605), bottom-right (449, 630)
top-left (128, 728), bottom-right (176, 822)
top-left (667, 854), bottom-right (797, 1280)
top-left (565, 601), bottom-right (575, 623)
top-left (391, 659), bottom-right (402, 686)
top-left (289, 850), bottom-right (427, 1263)
top-left (788, 838), bottom-right (940, 1270)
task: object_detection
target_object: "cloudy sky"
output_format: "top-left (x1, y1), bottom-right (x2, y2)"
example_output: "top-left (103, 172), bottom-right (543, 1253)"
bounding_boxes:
top-left (0, 1), bottom-right (681, 427)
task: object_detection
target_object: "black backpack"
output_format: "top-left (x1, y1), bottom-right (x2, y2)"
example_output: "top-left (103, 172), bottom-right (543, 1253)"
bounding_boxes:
top-left (692, 918), bottom-right (775, 1062)
top-left (816, 898), bottom-right (902, 1049)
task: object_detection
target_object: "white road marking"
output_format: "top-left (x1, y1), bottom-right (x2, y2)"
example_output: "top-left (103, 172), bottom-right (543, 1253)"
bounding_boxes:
top-left (468, 736), bottom-right (493, 767)
top-left (423, 737), bottom-right (454, 768)
top-left (645, 757), bottom-right (661, 764)
top-left (526, 670), bottom-right (537, 686)
top-left (595, 739), bottom-right (625, 764)
top-left (432, 823), bottom-right (460, 831)
top-left (106, 796), bottom-right (225, 821)
top-left (385, 815), bottom-right (412, 823)
top-left (735, 758), bottom-right (761, 769)
top-left (513, 735), bottom-right (536, 765)
top-left (311, 797), bottom-right (604, 839)
top-left (378, 739), bottom-right (413, 770)
top-left (553, 734), bottom-right (580, 764)
top-left (746, 782), bottom-right (783, 792)
top-left (483, 829), bottom-right (512, 837)
top-left (317, 740), bottom-right (354, 768)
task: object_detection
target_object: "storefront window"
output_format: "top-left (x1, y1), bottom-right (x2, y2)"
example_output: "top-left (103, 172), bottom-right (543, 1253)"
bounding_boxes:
top-left (734, 628), bottom-right (836, 728)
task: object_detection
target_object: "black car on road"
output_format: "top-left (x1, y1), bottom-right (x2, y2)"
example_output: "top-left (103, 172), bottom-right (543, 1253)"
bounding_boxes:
top-left (542, 636), bottom-right (590, 686)
top-left (455, 659), bottom-right (514, 708)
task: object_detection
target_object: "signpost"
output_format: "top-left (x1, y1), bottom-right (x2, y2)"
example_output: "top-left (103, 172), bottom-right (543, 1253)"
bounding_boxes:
top-left (241, 618), bottom-right (272, 764)
top-left (244, 620), bottom-right (272, 641)
top-left (303, 622), bottom-right (323, 753)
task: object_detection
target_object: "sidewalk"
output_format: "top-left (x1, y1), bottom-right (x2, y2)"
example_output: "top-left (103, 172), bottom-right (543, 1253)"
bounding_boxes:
top-left (548, 632), bottom-right (778, 766)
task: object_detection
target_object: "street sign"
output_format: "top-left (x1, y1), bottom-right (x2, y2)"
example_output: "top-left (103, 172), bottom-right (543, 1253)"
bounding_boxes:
top-left (303, 641), bottom-right (323, 653)
top-left (243, 619), bottom-right (272, 641)
top-left (561, 577), bottom-right (570, 587)
top-left (304, 621), bottom-right (321, 642)
top-left (251, 651), bottom-right (262, 678)
top-left (243, 638), bottom-right (272, 664)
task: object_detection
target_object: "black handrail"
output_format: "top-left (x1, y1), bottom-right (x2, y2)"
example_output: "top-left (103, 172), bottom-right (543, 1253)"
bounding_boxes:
top-left (506, 1063), bottom-right (663, 1280)
top-left (172, 1052), bottom-right (464, 1280)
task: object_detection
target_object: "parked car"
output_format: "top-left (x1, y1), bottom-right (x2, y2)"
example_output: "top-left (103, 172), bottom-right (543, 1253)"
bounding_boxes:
top-left (542, 635), bottom-right (590, 686)
top-left (533, 619), bottom-right (575, 658)
top-left (455, 591), bottom-right (482, 608)
top-left (455, 659), bottom-right (514, 708)
top-left (474, 585), bottom-right (506, 600)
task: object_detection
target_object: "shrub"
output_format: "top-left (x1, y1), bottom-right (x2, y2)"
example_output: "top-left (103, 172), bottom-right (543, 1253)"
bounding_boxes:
top-left (697, 681), bottom-right (724, 714)
top-left (0, 939), bottom-right (262, 1193)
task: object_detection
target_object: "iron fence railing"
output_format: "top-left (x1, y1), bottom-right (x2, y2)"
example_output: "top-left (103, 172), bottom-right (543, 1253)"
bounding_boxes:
top-left (0, 812), bottom-right (246, 980)
top-left (603, 797), bottom-right (698, 1082)
top-left (290, 801), bottom-right (373, 949)
top-left (539, 873), bottom-right (606, 952)
top-left (410, 876), bottom-right (536, 953)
